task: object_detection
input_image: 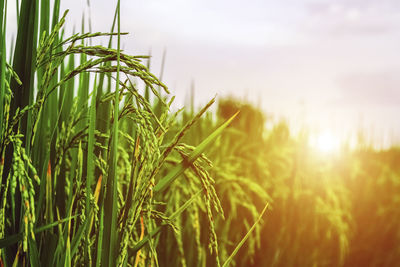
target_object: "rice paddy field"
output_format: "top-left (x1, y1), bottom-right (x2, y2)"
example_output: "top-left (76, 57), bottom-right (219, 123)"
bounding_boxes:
top-left (1, 1), bottom-right (400, 266)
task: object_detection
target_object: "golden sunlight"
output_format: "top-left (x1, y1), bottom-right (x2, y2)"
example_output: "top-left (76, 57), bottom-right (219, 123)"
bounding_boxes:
top-left (311, 131), bottom-right (341, 154)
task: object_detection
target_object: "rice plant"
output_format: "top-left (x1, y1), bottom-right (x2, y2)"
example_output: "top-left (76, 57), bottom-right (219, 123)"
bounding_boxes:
top-left (2, 1), bottom-right (400, 267)
top-left (161, 96), bottom-right (400, 266)
top-left (0, 1), bottom-right (255, 266)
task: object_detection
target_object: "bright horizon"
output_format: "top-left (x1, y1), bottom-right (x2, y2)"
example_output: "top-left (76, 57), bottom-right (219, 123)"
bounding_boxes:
top-left (7, 0), bottom-right (400, 148)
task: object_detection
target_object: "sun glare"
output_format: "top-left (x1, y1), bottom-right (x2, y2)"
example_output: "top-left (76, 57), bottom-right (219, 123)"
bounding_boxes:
top-left (311, 132), bottom-right (341, 154)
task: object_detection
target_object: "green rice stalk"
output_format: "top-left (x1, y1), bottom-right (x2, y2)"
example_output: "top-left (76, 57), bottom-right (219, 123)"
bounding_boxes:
top-left (222, 202), bottom-right (269, 267)
top-left (102, 1), bottom-right (121, 266)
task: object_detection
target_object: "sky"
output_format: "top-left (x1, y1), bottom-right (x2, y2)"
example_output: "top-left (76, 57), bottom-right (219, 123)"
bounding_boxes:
top-left (8, 0), bottom-right (400, 146)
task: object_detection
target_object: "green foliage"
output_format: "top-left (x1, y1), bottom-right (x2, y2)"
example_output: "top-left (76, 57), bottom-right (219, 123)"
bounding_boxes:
top-left (156, 97), bottom-right (400, 267)
top-left (2, 1), bottom-right (400, 267)
top-left (0, 2), bottom-right (236, 266)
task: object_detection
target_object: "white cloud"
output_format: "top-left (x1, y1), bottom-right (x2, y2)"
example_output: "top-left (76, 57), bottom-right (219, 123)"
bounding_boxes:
top-left (304, 0), bottom-right (400, 36)
top-left (35, 0), bottom-right (400, 143)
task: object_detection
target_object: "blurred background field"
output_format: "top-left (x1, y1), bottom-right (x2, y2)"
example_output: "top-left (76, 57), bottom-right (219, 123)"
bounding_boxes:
top-left (1, 1), bottom-right (400, 266)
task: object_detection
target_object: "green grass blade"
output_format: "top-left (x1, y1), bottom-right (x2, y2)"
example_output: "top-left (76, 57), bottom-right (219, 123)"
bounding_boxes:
top-left (70, 218), bottom-right (89, 257)
top-left (15, 0), bottom-right (20, 23)
top-left (28, 236), bottom-right (41, 267)
top-left (10, 0), bottom-right (38, 136)
top-left (6, 0), bottom-right (36, 136)
top-left (50, 0), bottom-right (60, 31)
top-left (222, 202), bottom-right (269, 267)
top-left (95, 206), bottom-right (104, 267)
top-left (0, 215), bottom-right (78, 248)
top-left (102, 1), bottom-right (121, 266)
top-left (132, 190), bottom-right (202, 252)
top-left (0, 0), bottom-right (6, 135)
top-left (85, 74), bottom-right (97, 262)
top-left (109, 0), bottom-right (121, 263)
top-left (40, 0), bottom-right (49, 38)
